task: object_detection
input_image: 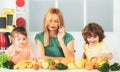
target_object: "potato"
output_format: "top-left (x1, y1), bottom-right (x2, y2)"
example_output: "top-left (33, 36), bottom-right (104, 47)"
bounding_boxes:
top-left (49, 65), bottom-right (56, 70)
top-left (33, 64), bottom-right (39, 70)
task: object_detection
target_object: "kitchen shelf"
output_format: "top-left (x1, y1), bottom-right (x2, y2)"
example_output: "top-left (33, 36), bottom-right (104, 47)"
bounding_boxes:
top-left (16, 12), bottom-right (25, 13)
top-left (0, 50), bottom-right (6, 53)
top-left (0, 30), bottom-right (12, 32)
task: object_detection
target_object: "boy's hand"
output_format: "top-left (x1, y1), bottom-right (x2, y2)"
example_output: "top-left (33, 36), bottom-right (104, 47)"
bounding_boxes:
top-left (101, 53), bottom-right (110, 59)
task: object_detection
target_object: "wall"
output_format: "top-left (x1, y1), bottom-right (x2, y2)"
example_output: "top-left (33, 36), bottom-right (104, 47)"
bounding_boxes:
top-left (0, 0), bottom-right (15, 14)
top-left (26, 0), bottom-right (120, 62)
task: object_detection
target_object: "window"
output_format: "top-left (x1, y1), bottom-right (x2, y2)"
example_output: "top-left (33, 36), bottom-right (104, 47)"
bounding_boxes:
top-left (29, 0), bottom-right (113, 32)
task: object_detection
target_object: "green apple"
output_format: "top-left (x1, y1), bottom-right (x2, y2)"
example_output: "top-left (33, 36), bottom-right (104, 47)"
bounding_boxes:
top-left (42, 62), bottom-right (49, 69)
top-left (67, 63), bottom-right (75, 70)
top-left (46, 59), bottom-right (55, 65)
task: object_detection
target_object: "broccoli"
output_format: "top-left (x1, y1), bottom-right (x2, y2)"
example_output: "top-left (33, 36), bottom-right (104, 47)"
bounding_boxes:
top-left (110, 62), bottom-right (120, 71)
top-left (3, 61), bottom-right (15, 69)
top-left (98, 60), bottom-right (110, 72)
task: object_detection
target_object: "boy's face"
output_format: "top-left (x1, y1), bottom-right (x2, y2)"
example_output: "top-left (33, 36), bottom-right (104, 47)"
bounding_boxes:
top-left (14, 33), bottom-right (27, 47)
top-left (47, 14), bottom-right (60, 31)
top-left (87, 33), bottom-right (99, 46)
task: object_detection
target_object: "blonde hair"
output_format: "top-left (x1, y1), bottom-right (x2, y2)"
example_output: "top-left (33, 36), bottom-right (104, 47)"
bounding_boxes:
top-left (11, 26), bottom-right (27, 43)
top-left (43, 7), bottom-right (65, 46)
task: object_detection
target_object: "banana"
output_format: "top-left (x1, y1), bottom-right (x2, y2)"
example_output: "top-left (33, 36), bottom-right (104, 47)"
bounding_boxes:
top-left (18, 63), bottom-right (28, 69)
top-left (95, 58), bottom-right (107, 68)
top-left (97, 58), bottom-right (104, 64)
top-left (14, 59), bottom-right (35, 69)
top-left (98, 61), bottom-right (106, 66)
top-left (14, 60), bottom-right (26, 69)
top-left (31, 60), bottom-right (37, 65)
top-left (75, 59), bottom-right (86, 69)
top-left (14, 65), bottom-right (19, 69)
top-left (25, 59), bottom-right (33, 63)
top-left (15, 60), bottom-right (26, 66)
top-left (27, 63), bottom-right (33, 68)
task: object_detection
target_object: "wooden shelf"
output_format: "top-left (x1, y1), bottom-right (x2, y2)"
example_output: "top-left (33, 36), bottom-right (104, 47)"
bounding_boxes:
top-left (0, 50), bottom-right (6, 53)
top-left (0, 30), bottom-right (12, 32)
top-left (16, 12), bottom-right (25, 13)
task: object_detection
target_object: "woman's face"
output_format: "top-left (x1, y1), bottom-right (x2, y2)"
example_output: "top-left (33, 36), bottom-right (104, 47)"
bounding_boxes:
top-left (14, 33), bottom-right (27, 47)
top-left (47, 14), bottom-right (60, 31)
top-left (87, 33), bottom-right (99, 46)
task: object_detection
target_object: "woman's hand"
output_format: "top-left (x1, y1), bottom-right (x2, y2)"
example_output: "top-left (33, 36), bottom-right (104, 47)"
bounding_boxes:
top-left (57, 27), bottom-right (65, 41)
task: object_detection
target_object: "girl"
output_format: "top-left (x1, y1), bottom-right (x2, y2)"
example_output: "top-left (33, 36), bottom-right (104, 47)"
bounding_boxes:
top-left (35, 8), bottom-right (75, 60)
top-left (5, 26), bottom-right (35, 64)
top-left (82, 22), bottom-right (113, 60)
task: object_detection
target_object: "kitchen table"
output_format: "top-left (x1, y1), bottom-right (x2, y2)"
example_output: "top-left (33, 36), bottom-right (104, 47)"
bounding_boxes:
top-left (0, 68), bottom-right (119, 72)
top-left (0, 68), bottom-right (98, 72)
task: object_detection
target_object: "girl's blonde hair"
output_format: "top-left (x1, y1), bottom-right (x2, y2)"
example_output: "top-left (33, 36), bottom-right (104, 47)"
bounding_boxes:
top-left (43, 7), bottom-right (65, 46)
top-left (11, 26), bottom-right (27, 43)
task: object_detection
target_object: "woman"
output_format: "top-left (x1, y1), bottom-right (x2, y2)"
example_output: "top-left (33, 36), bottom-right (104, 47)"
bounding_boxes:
top-left (35, 7), bottom-right (75, 60)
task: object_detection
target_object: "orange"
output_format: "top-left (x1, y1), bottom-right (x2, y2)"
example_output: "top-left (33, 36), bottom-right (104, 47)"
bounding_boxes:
top-left (60, 58), bottom-right (69, 65)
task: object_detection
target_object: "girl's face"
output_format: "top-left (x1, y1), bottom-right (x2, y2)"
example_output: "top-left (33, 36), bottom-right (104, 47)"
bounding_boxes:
top-left (87, 34), bottom-right (99, 46)
top-left (47, 14), bottom-right (60, 31)
top-left (14, 33), bottom-right (27, 47)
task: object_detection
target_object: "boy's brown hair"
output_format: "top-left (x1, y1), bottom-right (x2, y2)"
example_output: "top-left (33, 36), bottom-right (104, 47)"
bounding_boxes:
top-left (82, 22), bottom-right (105, 44)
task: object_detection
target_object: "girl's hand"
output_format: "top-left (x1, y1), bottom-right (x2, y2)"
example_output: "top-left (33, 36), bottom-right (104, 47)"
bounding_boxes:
top-left (57, 27), bottom-right (65, 41)
top-left (15, 47), bottom-right (21, 52)
top-left (11, 48), bottom-right (21, 57)
top-left (29, 56), bottom-right (35, 60)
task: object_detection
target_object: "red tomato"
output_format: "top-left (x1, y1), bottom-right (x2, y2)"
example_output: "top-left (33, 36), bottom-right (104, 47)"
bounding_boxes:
top-left (16, 17), bottom-right (25, 27)
top-left (16, 0), bottom-right (25, 7)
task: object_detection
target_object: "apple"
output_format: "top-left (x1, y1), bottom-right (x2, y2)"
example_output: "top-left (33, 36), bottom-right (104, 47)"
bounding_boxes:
top-left (46, 59), bottom-right (55, 65)
top-left (42, 62), bottom-right (49, 69)
top-left (67, 62), bottom-right (75, 70)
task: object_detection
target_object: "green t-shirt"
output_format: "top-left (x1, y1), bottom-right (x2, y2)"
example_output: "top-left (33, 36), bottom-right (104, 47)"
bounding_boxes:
top-left (35, 32), bottom-right (74, 57)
